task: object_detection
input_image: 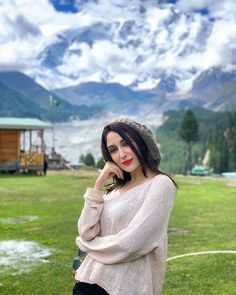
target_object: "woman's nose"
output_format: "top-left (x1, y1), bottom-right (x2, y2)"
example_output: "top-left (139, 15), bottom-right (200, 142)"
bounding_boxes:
top-left (119, 148), bottom-right (127, 158)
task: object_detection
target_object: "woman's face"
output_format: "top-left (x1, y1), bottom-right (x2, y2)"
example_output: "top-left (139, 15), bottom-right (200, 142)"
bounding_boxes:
top-left (106, 131), bottom-right (140, 172)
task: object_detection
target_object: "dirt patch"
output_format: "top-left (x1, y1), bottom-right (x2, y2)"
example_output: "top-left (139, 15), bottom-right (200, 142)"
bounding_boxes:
top-left (168, 227), bottom-right (190, 235)
top-left (23, 227), bottom-right (42, 232)
top-left (178, 176), bottom-right (202, 185)
top-left (225, 181), bottom-right (236, 187)
top-left (48, 168), bottom-right (100, 177)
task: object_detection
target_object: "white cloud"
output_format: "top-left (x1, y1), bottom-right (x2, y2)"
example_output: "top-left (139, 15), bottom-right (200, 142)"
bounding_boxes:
top-left (146, 7), bottom-right (171, 33)
top-left (0, 0), bottom-right (236, 91)
top-left (0, 0), bottom-right (94, 72)
top-left (0, 1), bottom-right (51, 71)
top-left (176, 0), bottom-right (236, 19)
top-left (81, 0), bottom-right (142, 23)
top-left (176, 0), bottom-right (216, 11)
top-left (56, 40), bottom-right (137, 86)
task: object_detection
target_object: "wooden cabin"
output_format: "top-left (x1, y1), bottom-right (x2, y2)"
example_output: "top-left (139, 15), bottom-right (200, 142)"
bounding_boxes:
top-left (0, 118), bottom-right (51, 174)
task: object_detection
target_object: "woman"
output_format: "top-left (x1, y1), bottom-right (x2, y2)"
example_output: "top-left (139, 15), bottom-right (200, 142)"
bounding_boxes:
top-left (73, 118), bottom-right (178, 295)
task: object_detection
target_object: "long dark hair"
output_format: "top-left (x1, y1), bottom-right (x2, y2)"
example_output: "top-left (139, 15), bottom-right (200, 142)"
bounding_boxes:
top-left (101, 121), bottom-right (178, 193)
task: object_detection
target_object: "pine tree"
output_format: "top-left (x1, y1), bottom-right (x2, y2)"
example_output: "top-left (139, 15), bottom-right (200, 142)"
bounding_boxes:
top-left (79, 154), bottom-right (85, 163)
top-left (85, 153), bottom-right (95, 167)
top-left (225, 112), bottom-right (236, 171)
top-left (179, 109), bottom-right (199, 174)
top-left (96, 157), bottom-right (105, 169)
top-left (208, 126), bottom-right (229, 173)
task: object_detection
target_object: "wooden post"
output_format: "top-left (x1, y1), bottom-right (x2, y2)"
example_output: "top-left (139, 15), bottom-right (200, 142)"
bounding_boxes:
top-left (41, 129), bottom-right (45, 153)
top-left (29, 130), bottom-right (32, 152)
top-left (17, 130), bottom-right (20, 160)
top-left (23, 130), bottom-right (26, 151)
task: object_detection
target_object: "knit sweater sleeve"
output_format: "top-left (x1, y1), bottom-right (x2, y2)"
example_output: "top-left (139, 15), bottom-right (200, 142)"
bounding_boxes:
top-left (76, 175), bottom-right (176, 264)
top-left (77, 188), bottom-right (104, 241)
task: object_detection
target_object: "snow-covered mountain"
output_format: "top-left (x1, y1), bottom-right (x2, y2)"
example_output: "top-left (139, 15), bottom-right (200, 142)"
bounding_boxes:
top-left (53, 66), bottom-right (236, 113)
top-left (32, 2), bottom-right (224, 92)
top-left (1, 1), bottom-right (236, 114)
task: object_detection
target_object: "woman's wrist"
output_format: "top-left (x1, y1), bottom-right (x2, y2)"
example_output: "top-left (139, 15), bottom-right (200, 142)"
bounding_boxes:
top-left (93, 179), bottom-right (104, 191)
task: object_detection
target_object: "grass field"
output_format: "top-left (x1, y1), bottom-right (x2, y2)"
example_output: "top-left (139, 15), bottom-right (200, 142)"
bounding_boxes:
top-left (0, 170), bottom-right (236, 295)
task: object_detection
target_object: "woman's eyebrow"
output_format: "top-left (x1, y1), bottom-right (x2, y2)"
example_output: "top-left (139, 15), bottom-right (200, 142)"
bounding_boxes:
top-left (107, 139), bottom-right (125, 149)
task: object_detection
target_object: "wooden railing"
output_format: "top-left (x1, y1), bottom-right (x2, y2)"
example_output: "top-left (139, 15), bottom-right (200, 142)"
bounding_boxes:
top-left (20, 153), bottom-right (44, 167)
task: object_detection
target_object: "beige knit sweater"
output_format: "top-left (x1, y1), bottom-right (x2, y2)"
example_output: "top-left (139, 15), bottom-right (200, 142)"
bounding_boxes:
top-left (75, 174), bottom-right (176, 295)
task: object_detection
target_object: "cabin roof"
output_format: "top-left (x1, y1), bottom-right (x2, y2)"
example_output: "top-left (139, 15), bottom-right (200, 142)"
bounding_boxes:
top-left (0, 118), bottom-right (52, 130)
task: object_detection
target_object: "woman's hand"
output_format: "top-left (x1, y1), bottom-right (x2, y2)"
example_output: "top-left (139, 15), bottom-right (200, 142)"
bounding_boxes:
top-left (93, 161), bottom-right (123, 191)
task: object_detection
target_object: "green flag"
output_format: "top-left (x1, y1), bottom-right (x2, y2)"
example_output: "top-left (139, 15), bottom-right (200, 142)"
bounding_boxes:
top-left (49, 95), bottom-right (61, 107)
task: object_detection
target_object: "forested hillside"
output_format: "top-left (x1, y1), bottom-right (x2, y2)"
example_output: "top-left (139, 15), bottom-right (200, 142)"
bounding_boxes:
top-left (157, 107), bottom-right (236, 174)
top-left (0, 71), bottom-right (102, 122)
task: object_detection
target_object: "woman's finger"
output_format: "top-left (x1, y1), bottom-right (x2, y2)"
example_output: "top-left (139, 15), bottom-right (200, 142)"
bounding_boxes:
top-left (112, 167), bottom-right (123, 179)
top-left (106, 162), bottom-right (124, 179)
top-left (118, 168), bottom-right (124, 179)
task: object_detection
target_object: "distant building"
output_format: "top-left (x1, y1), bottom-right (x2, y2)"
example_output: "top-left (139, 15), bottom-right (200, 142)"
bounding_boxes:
top-left (48, 147), bottom-right (70, 170)
top-left (0, 117), bottom-right (51, 174)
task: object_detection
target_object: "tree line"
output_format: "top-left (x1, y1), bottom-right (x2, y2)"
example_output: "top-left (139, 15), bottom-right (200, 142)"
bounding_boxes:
top-left (179, 109), bottom-right (236, 174)
top-left (79, 153), bottom-right (104, 169)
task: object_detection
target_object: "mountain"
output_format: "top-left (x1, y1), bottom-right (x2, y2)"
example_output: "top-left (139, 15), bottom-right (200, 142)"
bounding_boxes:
top-left (0, 71), bottom-right (102, 121)
top-left (33, 7), bottom-right (216, 91)
top-left (0, 71), bottom-right (56, 109)
top-left (0, 81), bottom-right (45, 118)
top-left (192, 67), bottom-right (236, 96)
top-left (2, 2), bottom-right (235, 115)
top-left (1, 66), bottom-right (235, 123)
top-left (53, 67), bottom-right (236, 114)
top-left (188, 67), bottom-right (236, 111)
top-left (205, 80), bottom-right (236, 111)
top-left (39, 23), bottom-right (111, 69)
top-left (2, 0), bottom-right (234, 107)
top-left (53, 81), bottom-right (155, 115)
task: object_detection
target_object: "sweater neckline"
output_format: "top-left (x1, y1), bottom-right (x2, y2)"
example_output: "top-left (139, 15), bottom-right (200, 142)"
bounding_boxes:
top-left (116, 174), bottom-right (159, 196)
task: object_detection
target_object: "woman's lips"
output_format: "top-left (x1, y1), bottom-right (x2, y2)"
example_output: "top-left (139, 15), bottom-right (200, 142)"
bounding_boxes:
top-left (122, 159), bottom-right (132, 166)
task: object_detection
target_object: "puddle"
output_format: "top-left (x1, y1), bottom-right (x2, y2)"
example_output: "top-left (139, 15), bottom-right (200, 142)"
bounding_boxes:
top-left (0, 240), bottom-right (52, 275)
top-left (0, 216), bottom-right (38, 224)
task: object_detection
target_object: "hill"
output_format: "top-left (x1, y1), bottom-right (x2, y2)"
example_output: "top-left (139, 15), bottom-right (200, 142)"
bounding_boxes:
top-left (53, 81), bottom-right (153, 115)
top-left (157, 107), bottom-right (232, 174)
top-left (0, 81), bottom-right (45, 118)
top-left (0, 71), bottom-right (102, 121)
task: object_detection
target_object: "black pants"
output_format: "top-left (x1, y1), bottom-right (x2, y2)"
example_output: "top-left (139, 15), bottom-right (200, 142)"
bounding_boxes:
top-left (73, 282), bottom-right (109, 295)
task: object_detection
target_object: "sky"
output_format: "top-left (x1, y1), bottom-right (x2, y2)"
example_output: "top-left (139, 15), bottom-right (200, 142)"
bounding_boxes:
top-left (0, 0), bottom-right (236, 91)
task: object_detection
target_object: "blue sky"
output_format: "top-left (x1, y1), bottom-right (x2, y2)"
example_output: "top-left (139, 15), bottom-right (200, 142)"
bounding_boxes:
top-left (50, 0), bottom-right (79, 13)
top-left (49, 1), bottom-right (179, 13)
top-left (49, 0), bottom-right (90, 13)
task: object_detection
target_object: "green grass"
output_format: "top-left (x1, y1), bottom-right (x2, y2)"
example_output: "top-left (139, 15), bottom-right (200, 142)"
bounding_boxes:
top-left (0, 172), bottom-right (236, 294)
top-left (164, 176), bottom-right (236, 295)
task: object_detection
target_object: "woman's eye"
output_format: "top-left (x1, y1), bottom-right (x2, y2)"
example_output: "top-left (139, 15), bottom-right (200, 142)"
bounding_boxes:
top-left (122, 141), bottom-right (129, 146)
top-left (109, 148), bottom-right (117, 154)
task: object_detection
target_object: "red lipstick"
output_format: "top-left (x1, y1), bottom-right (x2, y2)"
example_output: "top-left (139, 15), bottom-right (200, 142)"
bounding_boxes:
top-left (122, 159), bottom-right (132, 166)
